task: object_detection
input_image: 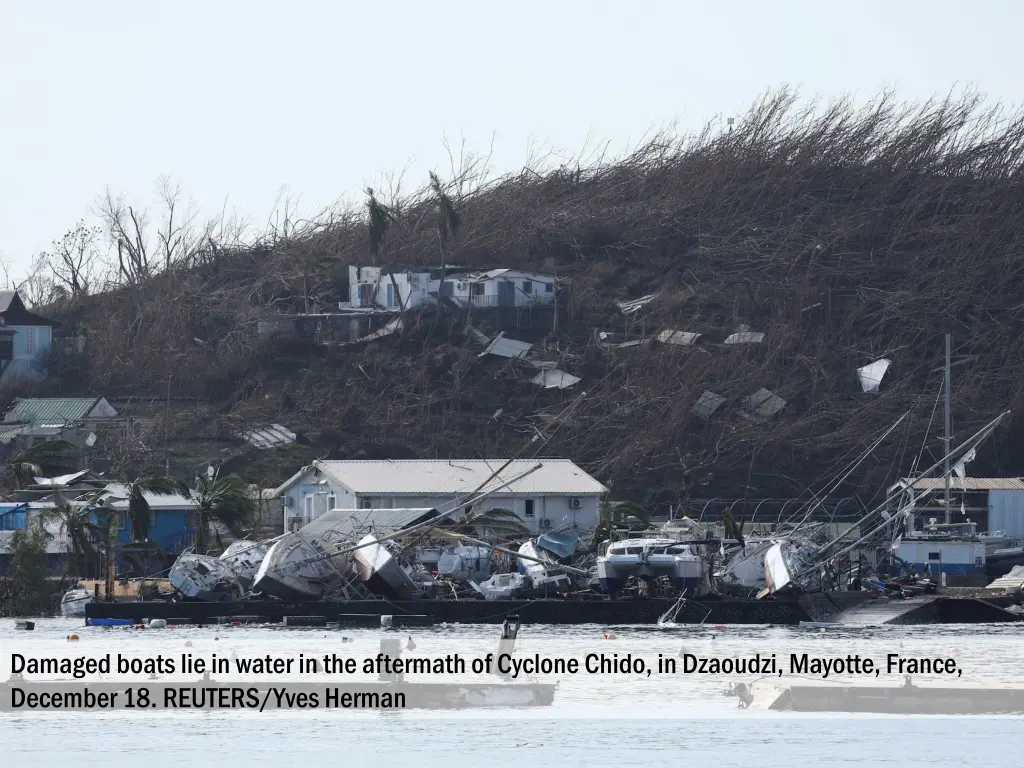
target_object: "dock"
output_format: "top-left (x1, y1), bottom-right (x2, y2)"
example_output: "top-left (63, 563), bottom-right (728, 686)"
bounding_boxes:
top-left (742, 678), bottom-right (1024, 714)
top-left (79, 591), bottom-right (1020, 626)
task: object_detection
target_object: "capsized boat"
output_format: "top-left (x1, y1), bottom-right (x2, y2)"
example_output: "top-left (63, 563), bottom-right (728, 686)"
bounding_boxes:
top-left (60, 585), bottom-right (93, 617)
top-left (219, 539), bottom-right (271, 584)
top-left (169, 553), bottom-right (247, 601)
top-left (469, 571), bottom-right (528, 600)
top-left (252, 533), bottom-right (338, 601)
top-left (352, 534), bottom-right (424, 600)
top-left (596, 536), bottom-right (709, 596)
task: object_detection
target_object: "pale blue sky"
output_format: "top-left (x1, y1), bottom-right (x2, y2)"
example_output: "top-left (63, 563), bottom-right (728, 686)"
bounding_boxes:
top-left (1, 0), bottom-right (1021, 277)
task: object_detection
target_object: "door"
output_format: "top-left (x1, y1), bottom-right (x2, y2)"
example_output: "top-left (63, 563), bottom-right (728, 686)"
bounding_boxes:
top-left (498, 280), bottom-right (515, 307)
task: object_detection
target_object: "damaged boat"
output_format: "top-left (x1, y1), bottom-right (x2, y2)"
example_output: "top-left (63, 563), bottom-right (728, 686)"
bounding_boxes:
top-left (597, 536), bottom-right (710, 596)
top-left (253, 533), bottom-right (339, 601)
top-left (219, 539), bottom-right (272, 583)
top-left (169, 553), bottom-right (248, 601)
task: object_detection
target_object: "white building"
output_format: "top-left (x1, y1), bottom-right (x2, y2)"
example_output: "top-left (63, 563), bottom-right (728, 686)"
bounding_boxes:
top-left (341, 266), bottom-right (556, 311)
top-left (273, 458), bottom-right (606, 534)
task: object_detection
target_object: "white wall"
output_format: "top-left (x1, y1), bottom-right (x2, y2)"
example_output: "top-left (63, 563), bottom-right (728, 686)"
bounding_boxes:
top-left (352, 492), bottom-right (599, 533)
top-left (429, 271), bottom-right (555, 308)
top-left (345, 267), bottom-right (432, 309)
top-left (280, 468), bottom-right (355, 529)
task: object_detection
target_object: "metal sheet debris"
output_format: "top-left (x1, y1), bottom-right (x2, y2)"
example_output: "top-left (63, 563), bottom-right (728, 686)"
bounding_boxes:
top-left (857, 358), bottom-right (891, 393)
top-left (656, 330), bottom-right (701, 346)
top-left (465, 326), bottom-right (491, 346)
top-left (530, 369), bottom-right (581, 389)
top-left (239, 424), bottom-right (297, 450)
top-left (478, 331), bottom-right (532, 360)
top-left (740, 388), bottom-right (786, 422)
top-left (724, 330), bottom-right (765, 345)
top-left (613, 339), bottom-right (650, 348)
top-left (692, 390), bottom-right (727, 420)
top-left (617, 295), bottom-right (656, 314)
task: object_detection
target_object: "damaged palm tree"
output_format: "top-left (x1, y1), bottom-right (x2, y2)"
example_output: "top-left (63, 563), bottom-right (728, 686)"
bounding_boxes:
top-left (192, 475), bottom-right (256, 554)
top-left (429, 171), bottom-right (461, 311)
top-left (366, 187), bottom-right (405, 313)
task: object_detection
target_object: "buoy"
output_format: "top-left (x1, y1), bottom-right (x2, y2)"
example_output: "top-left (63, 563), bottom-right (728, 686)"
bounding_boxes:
top-left (149, 619), bottom-right (167, 629)
top-left (714, 624), bottom-right (725, 630)
top-left (604, 633), bottom-right (617, 640)
top-left (406, 636), bottom-right (417, 650)
top-left (185, 640), bottom-right (193, 647)
top-left (68, 633), bottom-right (79, 642)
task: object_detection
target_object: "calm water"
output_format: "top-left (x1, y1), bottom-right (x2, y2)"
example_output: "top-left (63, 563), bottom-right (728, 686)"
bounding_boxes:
top-left (3, 617), bottom-right (1023, 766)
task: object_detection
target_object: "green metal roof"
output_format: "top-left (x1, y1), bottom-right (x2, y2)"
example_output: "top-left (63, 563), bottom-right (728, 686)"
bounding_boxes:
top-left (3, 397), bottom-right (102, 426)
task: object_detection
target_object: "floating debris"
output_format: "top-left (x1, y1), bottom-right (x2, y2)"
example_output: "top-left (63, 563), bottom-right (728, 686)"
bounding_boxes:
top-left (239, 424), bottom-right (297, 450)
top-left (857, 358), bottom-right (892, 393)
top-left (692, 390), bottom-right (727, 420)
top-left (616, 295), bottom-right (656, 314)
top-left (531, 369), bottom-right (581, 389)
top-left (740, 388), bottom-right (786, 422)
top-left (656, 330), bottom-right (702, 346)
top-left (479, 332), bottom-right (532, 360)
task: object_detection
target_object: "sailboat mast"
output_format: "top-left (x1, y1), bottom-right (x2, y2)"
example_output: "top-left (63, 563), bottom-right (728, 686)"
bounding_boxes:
top-left (943, 333), bottom-right (952, 524)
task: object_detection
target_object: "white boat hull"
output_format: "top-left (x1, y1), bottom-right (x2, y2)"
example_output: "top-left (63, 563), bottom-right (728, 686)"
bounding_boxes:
top-left (253, 534), bottom-right (335, 601)
top-left (169, 554), bottom-right (245, 601)
top-left (353, 535), bottom-right (421, 600)
top-left (219, 540), bottom-right (270, 585)
top-left (60, 588), bottom-right (93, 617)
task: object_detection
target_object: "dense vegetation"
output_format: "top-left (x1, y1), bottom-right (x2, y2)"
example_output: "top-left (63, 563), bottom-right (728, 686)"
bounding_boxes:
top-left (15, 88), bottom-right (1024, 510)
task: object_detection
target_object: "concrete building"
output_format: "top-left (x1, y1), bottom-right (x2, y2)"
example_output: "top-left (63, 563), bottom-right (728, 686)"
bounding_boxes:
top-left (274, 458), bottom-right (606, 534)
top-left (0, 290), bottom-right (58, 383)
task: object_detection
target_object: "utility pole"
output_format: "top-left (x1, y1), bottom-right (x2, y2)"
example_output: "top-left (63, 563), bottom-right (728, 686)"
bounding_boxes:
top-left (943, 333), bottom-right (952, 524)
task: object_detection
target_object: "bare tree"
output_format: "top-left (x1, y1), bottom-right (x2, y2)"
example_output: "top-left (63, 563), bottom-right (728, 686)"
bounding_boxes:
top-left (47, 220), bottom-right (102, 298)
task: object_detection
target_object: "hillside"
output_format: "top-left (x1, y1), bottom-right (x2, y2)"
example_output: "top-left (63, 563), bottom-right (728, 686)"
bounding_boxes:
top-left (20, 89), bottom-right (1024, 509)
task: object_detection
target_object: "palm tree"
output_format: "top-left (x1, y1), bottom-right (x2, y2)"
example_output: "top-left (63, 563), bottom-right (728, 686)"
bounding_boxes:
top-left (122, 471), bottom-right (183, 544)
top-left (428, 171), bottom-right (461, 310)
top-left (192, 475), bottom-right (256, 553)
top-left (38, 488), bottom-right (104, 578)
top-left (4, 440), bottom-right (80, 489)
top-left (366, 187), bottom-right (404, 311)
top-left (454, 506), bottom-right (531, 543)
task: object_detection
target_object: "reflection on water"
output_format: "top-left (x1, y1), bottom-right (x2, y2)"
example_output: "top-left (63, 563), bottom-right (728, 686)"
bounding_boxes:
top-left (2, 618), bottom-right (1023, 765)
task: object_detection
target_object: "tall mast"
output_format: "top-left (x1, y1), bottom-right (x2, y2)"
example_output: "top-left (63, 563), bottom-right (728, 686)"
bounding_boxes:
top-left (943, 333), bottom-right (952, 524)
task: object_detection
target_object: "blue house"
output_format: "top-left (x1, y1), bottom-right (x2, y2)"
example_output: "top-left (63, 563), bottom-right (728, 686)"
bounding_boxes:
top-left (90, 483), bottom-right (199, 554)
top-left (0, 290), bottom-right (57, 383)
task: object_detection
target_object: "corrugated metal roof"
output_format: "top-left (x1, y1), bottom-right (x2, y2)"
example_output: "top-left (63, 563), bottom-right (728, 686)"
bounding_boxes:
top-left (656, 330), bottom-right (701, 346)
top-left (314, 459), bottom-right (607, 496)
top-left (300, 507), bottom-right (439, 541)
top-left (693, 390), bottom-right (727, 420)
top-left (898, 477), bottom-right (1024, 492)
top-left (616, 295), bottom-right (655, 314)
top-left (3, 397), bottom-right (102, 426)
top-left (97, 483), bottom-right (199, 509)
top-left (724, 331), bottom-right (765, 345)
top-left (479, 332), bottom-right (532, 359)
top-left (740, 388), bottom-right (786, 422)
top-left (239, 424), bottom-right (297, 450)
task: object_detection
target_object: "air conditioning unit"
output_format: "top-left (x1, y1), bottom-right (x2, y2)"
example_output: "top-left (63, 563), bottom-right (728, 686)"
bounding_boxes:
top-left (541, 518), bottom-right (553, 529)
top-left (457, 282), bottom-right (466, 291)
top-left (570, 498), bottom-right (582, 509)
top-left (360, 499), bottom-right (373, 509)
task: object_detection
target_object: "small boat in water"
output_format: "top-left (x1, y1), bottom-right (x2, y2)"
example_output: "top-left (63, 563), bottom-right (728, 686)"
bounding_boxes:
top-left (60, 586), bottom-right (93, 617)
top-left (253, 533), bottom-right (337, 601)
top-left (169, 553), bottom-right (247, 601)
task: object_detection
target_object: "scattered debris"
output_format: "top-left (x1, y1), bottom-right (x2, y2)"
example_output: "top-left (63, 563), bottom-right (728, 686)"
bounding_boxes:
top-left (478, 332), bottom-right (532, 360)
top-left (617, 295), bottom-right (656, 314)
top-left (531, 369), bottom-right (581, 389)
top-left (740, 388), bottom-right (786, 422)
top-left (465, 326), bottom-right (491, 347)
top-left (724, 326), bottom-right (765, 344)
top-left (692, 390), bottom-right (727, 420)
top-left (857, 358), bottom-right (892, 393)
top-left (359, 317), bottom-right (403, 342)
top-left (656, 330), bottom-right (701, 346)
top-left (612, 339), bottom-right (650, 349)
top-left (239, 424), bottom-right (297, 450)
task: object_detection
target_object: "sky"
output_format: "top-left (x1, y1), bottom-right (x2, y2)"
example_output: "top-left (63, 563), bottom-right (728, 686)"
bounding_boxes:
top-left (1, 0), bottom-right (1022, 280)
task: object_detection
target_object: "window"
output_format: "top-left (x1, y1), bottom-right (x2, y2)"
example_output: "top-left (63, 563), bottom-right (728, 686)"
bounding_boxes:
top-left (524, 500), bottom-right (535, 519)
top-left (360, 498), bottom-right (373, 509)
top-left (471, 283), bottom-right (485, 296)
top-left (928, 552), bottom-right (941, 560)
top-left (327, 494), bottom-right (336, 510)
top-left (522, 281), bottom-right (533, 294)
top-left (545, 283), bottom-right (553, 293)
top-left (386, 284), bottom-right (395, 307)
top-left (25, 328), bottom-right (34, 355)
top-left (304, 495), bottom-right (314, 518)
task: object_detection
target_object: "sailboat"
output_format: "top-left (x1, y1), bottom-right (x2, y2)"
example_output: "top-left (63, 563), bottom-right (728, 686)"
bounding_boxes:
top-left (219, 539), bottom-right (271, 583)
top-left (169, 553), bottom-right (247, 601)
top-left (252, 533), bottom-right (338, 601)
top-left (352, 534), bottom-right (424, 600)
